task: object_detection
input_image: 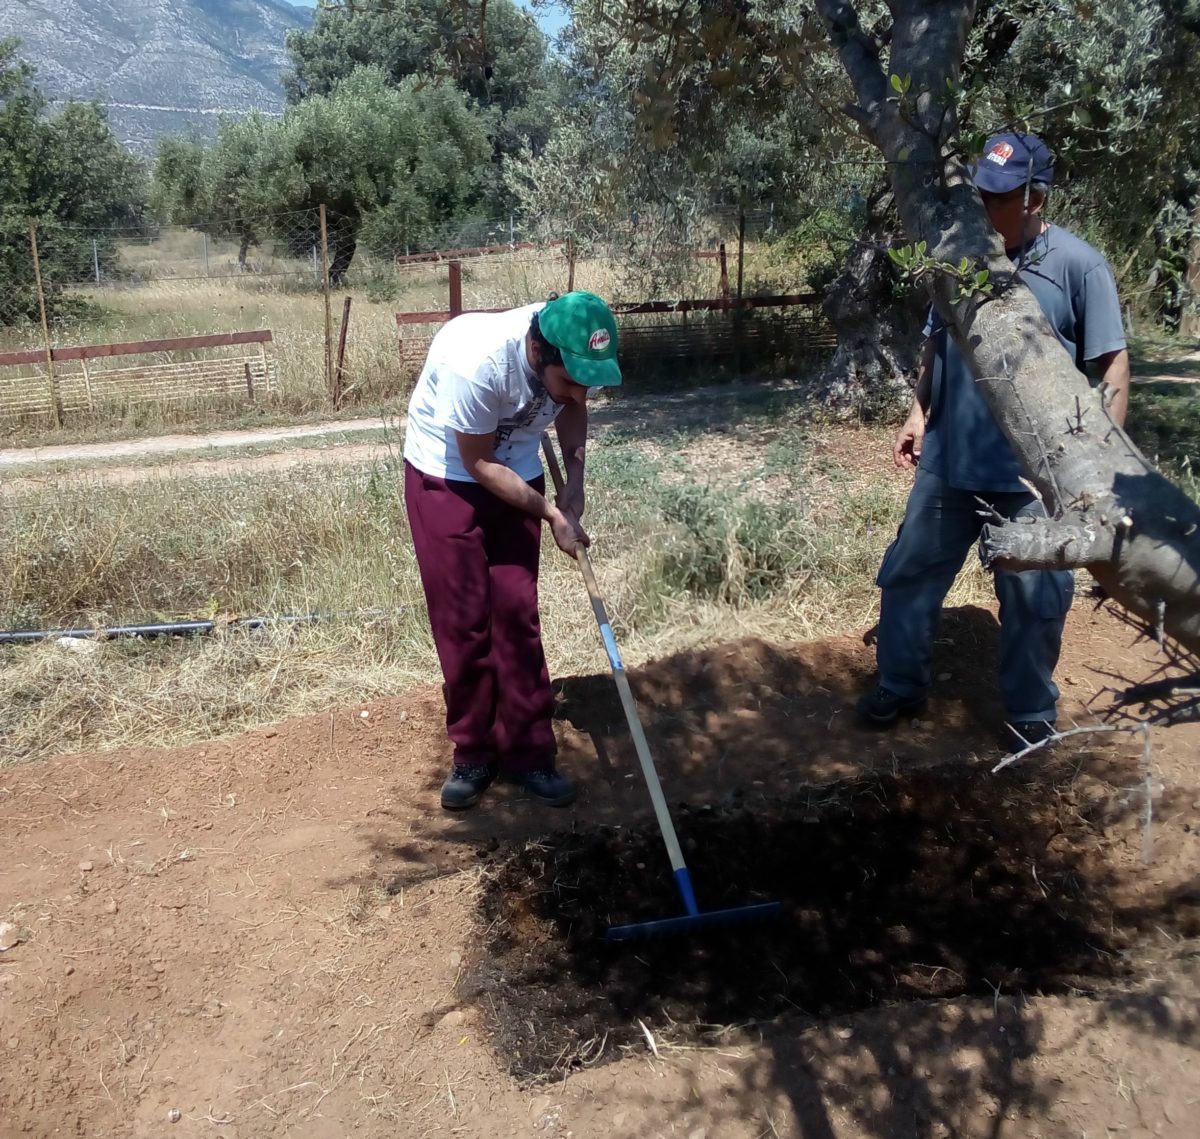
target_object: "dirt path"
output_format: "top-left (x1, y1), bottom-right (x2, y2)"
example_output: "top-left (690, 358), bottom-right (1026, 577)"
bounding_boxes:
top-left (0, 382), bottom-right (802, 487)
top-left (1, 604), bottom-right (1196, 1138)
top-left (2, 355), bottom-right (1194, 488)
top-left (0, 417), bottom-right (391, 470)
top-left (1132, 349), bottom-right (1200, 386)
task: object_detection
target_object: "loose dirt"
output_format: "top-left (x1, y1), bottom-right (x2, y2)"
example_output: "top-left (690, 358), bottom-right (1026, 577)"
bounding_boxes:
top-left (0, 417), bottom-right (391, 470)
top-left (1, 602), bottom-right (1197, 1138)
top-left (0, 380), bottom-right (806, 487)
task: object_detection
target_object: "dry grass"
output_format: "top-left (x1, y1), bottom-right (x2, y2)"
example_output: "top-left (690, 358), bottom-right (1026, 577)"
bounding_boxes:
top-left (0, 232), bottom-right (810, 448)
top-left (0, 623), bottom-right (433, 764)
top-left (0, 408), bottom-right (1000, 765)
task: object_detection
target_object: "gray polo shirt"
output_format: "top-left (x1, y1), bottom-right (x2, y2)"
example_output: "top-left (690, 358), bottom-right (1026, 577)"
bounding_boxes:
top-left (920, 224), bottom-right (1126, 492)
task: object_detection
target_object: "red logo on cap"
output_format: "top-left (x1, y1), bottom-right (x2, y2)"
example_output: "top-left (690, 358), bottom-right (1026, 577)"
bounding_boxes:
top-left (588, 329), bottom-right (611, 353)
top-left (987, 142), bottom-right (1014, 165)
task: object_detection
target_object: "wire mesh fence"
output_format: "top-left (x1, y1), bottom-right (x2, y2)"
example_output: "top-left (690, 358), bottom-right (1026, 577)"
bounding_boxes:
top-left (0, 200), bottom-right (828, 431)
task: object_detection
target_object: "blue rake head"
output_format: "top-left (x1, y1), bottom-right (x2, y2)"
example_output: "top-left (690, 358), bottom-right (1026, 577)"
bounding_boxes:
top-left (605, 900), bottom-right (783, 943)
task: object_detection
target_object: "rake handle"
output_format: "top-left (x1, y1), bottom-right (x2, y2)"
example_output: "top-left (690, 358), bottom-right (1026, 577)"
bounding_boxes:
top-left (540, 434), bottom-right (698, 916)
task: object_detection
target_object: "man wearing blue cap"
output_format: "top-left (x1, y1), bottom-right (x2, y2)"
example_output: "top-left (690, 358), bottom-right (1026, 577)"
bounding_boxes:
top-left (404, 291), bottom-right (622, 808)
top-left (857, 132), bottom-right (1131, 749)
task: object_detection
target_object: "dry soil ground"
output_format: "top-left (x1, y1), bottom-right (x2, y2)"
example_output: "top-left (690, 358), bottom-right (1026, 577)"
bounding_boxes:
top-left (2, 377), bottom-right (1199, 1136)
top-left (1, 602), bottom-right (1197, 1138)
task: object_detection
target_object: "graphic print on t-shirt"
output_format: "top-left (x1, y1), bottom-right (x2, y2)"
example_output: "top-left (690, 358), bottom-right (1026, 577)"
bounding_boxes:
top-left (495, 389), bottom-right (550, 450)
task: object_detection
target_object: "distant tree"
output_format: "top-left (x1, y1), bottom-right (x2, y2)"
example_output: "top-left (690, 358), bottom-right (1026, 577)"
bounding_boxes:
top-left (0, 39), bottom-right (144, 325)
top-left (151, 116), bottom-right (286, 268)
top-left (149, 69), bottom-right (492, 280)
top-left (285, 0), bottom-right (547, 112)
top-left (276, 68), bottom-right (492, 278)
top-left (284, 0), bottom-right (558, 206)
top-left (149, 135), bottom-right (208, 222)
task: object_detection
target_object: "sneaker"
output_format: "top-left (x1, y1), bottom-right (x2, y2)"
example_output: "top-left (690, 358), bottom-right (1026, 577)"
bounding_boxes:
top-left (856, 683), bottom-right (926, 726)
top-left (502, 767), bottom-right (577, 807)
top-left (1006, 720), bottom-right (1057, 751)
top-left (440, 764), bottom-right (495, 810)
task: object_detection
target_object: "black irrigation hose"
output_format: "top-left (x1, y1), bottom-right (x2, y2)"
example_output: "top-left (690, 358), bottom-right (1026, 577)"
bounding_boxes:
top-left (0, 609), bottom-right (397, 645)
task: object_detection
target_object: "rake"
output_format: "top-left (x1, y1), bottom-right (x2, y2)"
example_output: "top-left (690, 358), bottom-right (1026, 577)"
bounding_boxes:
top-left (541, 433), bottom-right (781, 942)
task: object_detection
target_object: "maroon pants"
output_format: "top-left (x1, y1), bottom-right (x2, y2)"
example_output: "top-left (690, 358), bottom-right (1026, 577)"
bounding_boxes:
top-left (404, 460), bottom-right (556, 774)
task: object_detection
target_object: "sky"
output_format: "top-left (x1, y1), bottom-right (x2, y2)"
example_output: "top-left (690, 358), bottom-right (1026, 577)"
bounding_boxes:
top-left (288, 1), bottom-right (569, 37)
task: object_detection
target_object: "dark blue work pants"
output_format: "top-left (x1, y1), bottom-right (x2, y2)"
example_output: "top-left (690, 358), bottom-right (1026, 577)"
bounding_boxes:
top-left (875, 468), bottom-right (1074, 723)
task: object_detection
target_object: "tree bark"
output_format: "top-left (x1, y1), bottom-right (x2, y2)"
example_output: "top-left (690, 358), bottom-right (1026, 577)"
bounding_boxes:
top-left (811, 185), bottom-right (925, 415)
top-left (328, 217), bottom-right (359, 286)
top-left (817, 0), bottom-right (1200, 656)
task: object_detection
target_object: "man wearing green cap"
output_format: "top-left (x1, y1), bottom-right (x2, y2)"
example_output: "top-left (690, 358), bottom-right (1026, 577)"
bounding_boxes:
top-left (403, 291), bottom-right (622, 809)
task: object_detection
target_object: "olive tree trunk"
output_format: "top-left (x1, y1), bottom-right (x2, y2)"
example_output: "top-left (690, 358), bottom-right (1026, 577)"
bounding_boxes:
top-left (812, 187), bottom-right (925, 415)
top-left (818, 0), bottom-right (1200, 656)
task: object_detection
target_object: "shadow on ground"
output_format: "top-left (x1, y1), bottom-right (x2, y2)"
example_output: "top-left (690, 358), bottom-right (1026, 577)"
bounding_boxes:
top-left (356, 606), bottom-right (1143, 891)
top-left (333, 604), bottom-right (1197, 1137)
top-left (456, 760), bottom-right (1197, 1135)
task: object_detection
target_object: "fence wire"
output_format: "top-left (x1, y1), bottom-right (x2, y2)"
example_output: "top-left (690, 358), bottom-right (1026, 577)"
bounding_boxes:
top-left (0, 199), bottom-right (833, 427)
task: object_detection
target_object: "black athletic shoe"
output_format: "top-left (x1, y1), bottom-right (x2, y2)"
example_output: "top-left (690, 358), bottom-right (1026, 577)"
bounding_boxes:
top-left (1006, 720), bottom-right (1057, 751)
top-left (856, 683), bottom-right (926, 726)
top-left (440, 764), bottom-right (495, 810)
top-left (502, 767), bottom-right (577, 807)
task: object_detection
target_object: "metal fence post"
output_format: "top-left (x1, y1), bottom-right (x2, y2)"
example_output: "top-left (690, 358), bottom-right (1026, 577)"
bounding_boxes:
top-left (92, 239), bottom-right (101, 285)
top-left (320, 204), bottom-right (333, 403)
top-left (202, 232), bottom-right (210, 276)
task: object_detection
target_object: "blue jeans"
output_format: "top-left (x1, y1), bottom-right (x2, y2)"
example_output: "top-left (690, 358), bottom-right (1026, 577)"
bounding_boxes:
top-left (875, 468), bottom-right (1074, 723)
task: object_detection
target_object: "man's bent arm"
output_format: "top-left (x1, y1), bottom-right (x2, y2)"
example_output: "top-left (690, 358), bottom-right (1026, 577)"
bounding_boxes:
top-left (1092, 348), bottom-right (1130, 427)
top-left (456, 431), bottom-right (559, 520)
top-left (554, 400), bottom-right (588, 487)
top-left (454, 431), bottom-right (587, 556)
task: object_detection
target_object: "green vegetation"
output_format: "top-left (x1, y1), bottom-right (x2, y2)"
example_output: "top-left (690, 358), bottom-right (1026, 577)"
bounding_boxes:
top-left (0, 416), bottom-right (920, 763)
top-left (0, 39), bottom-right (144, 327)
top-left (1127, 387), bottom-right (1200, 500)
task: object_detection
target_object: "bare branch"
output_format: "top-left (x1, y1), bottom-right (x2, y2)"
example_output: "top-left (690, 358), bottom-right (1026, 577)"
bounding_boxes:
top-left (991, 722), bottom-right (1127, 773)
top-left (815, 0), bottom-right (888, 129)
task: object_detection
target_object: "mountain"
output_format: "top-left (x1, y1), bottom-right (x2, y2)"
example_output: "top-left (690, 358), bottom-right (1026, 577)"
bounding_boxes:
top-left (0, 0), bottom-right (311, 155)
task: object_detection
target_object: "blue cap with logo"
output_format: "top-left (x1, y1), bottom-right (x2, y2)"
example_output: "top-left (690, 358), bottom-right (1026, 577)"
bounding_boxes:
top-left (972, 132), bottom-right (1055, 194)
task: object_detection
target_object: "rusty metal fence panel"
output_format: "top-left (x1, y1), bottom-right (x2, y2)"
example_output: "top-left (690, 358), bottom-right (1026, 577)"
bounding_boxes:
top-left (0, 331), bottom-right (277, 422)
top-left (396, 298), bottom-right (836, 385)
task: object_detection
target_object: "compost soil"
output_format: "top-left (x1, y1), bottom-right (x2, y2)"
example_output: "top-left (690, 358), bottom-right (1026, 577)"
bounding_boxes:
top-left (474, 766), bottom-right (1197, 1081)
top-left (1, 603), bottom-right (1198, 1138)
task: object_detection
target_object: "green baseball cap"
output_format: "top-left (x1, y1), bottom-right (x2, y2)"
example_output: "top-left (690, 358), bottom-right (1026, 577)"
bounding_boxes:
top-left (538, 291), bottom-right (622, 388)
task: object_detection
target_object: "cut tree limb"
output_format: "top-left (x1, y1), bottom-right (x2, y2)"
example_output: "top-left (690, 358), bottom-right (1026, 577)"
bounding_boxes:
top-left (977, 513), bottom-right (1117, 570)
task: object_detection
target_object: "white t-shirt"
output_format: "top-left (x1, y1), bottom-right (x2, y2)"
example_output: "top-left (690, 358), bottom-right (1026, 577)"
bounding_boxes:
top-left (403, 304), bottom-right (563, 482)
